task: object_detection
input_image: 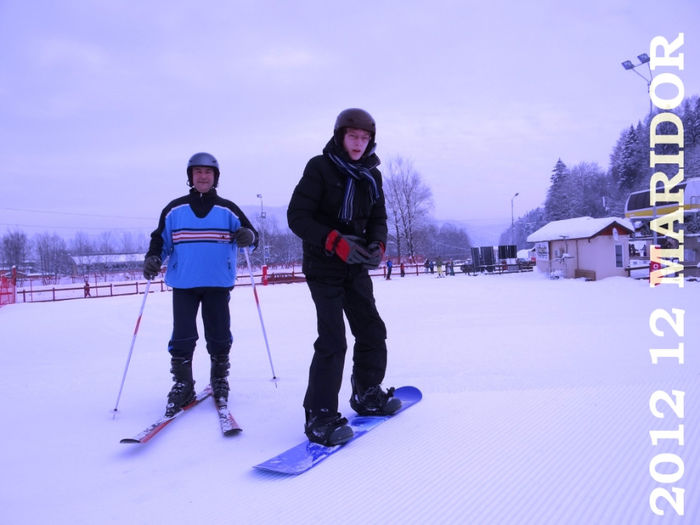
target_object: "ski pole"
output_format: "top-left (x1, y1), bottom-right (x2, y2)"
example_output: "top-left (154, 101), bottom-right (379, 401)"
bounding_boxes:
top-left (243, 246), bottom-right (278, 383)
top-left (112, 279), bottom-right (152, 416)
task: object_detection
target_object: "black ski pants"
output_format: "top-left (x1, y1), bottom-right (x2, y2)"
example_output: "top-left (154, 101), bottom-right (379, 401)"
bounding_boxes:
top-left (168, 287), bottom-right (232, 360)
top-left (304, 268), bottom-right (387, 412)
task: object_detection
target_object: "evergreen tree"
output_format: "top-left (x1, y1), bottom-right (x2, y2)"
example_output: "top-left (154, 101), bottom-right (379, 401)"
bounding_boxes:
top-left (680, 96), bottom-right (698, 148)
top-left (681, 96), bottom-right (700, 178)
top-left (617, 126), bottom-right (642, 191)
top-left (544, 159), bottom-right (571, 221)
top-left (569, 162), bottom-right (610, 218)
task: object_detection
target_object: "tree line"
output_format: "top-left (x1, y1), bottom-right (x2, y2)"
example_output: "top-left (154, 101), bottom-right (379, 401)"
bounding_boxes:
top-left (1, 230), bottom-right (151, 283)
top-left (2, 158), bottom-right (473, 279)
top-left (500, 94), bottom-right (700, 248)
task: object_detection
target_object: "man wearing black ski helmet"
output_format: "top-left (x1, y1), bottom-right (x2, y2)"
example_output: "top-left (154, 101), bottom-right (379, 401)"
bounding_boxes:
top-left (186, 151), bottom-right (221, 188)
top-left (143, 151), bottom-right (258, 417)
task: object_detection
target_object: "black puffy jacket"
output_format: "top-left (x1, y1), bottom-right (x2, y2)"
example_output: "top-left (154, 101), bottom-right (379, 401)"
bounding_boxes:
top-left (287, 139), bottom-right (388, 273)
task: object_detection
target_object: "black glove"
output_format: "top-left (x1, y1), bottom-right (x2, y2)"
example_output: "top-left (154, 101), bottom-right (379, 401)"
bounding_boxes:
top-left (364, 241), bottom-right (385, 269)
top-left (325, 230), bottom-right (370, 264)
top-left (143, 255), bottom-right (162, 280)
top-left (232, 227), bottom-right (255, 247)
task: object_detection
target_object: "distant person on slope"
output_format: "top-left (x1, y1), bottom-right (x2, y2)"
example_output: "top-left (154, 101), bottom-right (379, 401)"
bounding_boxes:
top-left (143, 152), bottom-right (258, 417)
top-left (287, 108), bottom-right (401, 447)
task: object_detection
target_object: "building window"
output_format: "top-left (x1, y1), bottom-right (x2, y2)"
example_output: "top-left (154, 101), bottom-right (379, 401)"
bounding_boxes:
top-left (615, 244), bottom-right (623, 268)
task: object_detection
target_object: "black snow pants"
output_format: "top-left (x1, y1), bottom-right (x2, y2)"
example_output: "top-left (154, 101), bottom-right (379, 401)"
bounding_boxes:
top-left (168, 287), bottom-right (232, 360)
top-left (303, 266), bottom-right (387, 412)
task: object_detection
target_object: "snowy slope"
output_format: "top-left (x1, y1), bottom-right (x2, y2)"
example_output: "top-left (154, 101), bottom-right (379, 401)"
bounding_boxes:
top-left (0, 271), bottom-right (697, 524)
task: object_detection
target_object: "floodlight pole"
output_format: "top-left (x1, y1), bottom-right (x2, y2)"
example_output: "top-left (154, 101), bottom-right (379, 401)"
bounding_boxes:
top-left (622, 53), bottom-right (657, 246)
top-left (511, 192), bottom-right (519, 245)
top-left (621, 53), bottom-right (654, 118)
top-left (256, 193), bottom-right (267, 266)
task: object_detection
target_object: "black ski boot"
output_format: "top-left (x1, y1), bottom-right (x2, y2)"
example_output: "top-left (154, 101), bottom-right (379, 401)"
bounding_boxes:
top-left (350, 375), bottom-right (402, 416)
top-left (165, 357), bottom-right (195, 417)
top-left (210, 354), bottom-right (230, 406)
top-left (304, 409), bottom-right (354, 446)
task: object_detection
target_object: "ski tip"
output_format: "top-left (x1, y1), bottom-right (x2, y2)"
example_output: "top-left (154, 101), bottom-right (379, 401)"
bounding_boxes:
top-left (224, 428), bottom-right (243, 437)
top-left (120, 438), bottom-right (142, 444)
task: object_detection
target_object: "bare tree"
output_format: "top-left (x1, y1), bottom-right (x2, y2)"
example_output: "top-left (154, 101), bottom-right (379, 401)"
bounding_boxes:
top-left (70, 231), bottom-right (95, 256)
top-left (119, 231), bottom-right (148, 253)
top-left (34, 233), bottom-right (71, 284)
top-left (2, 230), bottom-right (30, 272)
top-left (97, 231), bottom-right (116, 254)
top-left (384, 156), bottom-right (433, 262)
top-left (69, 231), bottom-right (96, 277)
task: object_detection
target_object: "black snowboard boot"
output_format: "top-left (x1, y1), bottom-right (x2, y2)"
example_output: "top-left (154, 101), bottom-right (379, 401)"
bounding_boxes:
top-left (165, 357), bottom-right (195, 417)
top-left (304, 409), bottom-right (354, 446)
top-left (210, 354), bottom-right (230, 405)
top-left (350, 375), bottom-right (402, 416)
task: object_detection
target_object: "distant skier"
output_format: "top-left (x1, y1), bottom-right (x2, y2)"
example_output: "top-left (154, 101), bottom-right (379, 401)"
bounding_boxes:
top-left (143, 152), bottom-right (258, 417)
top-left (400, 261), bottom-right (405, 277)
top-left (287, 108), bottom-right (401, 447)
top-left (386, 259), bottom-right (393, 280)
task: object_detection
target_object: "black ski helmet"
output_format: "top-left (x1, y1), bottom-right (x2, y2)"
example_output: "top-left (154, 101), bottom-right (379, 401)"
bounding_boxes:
top-left (333, 108), bottom-right (376, 148)
top-left (187, 152), bottom-right (220, 187)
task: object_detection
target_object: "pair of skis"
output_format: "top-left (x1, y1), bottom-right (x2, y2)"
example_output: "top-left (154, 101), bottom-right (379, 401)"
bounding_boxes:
top-left (120, 384), bottom-right (241, 444)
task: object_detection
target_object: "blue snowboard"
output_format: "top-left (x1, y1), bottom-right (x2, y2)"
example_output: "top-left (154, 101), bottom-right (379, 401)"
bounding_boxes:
top-left (253, 386), bottom-right (422, 475)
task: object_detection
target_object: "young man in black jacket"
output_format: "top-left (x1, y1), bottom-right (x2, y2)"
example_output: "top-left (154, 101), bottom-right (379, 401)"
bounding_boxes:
top-left (287, 108), bottom-right (401, 446)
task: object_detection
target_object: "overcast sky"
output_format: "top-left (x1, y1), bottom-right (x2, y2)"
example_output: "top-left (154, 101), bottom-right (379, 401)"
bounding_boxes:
top-left (1, 0), bottom-right (698, 241)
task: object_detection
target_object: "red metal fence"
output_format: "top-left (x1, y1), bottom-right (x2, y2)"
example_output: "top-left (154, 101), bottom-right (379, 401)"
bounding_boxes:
top-left (9, 263), bottom-right (437, 304)
top-left (15, 279), bottom-right (173, 303)
top-left (0, 275), bottom-right (15, 306)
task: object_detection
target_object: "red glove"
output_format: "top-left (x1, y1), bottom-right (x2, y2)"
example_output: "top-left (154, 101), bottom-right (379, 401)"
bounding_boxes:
top-left (325, 230), bottom-right (370, 264)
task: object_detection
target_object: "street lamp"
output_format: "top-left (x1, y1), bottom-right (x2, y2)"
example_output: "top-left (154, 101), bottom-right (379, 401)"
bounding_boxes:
top-left (511, 192), bottom-right (519, 245)
top-left (256, 193), bottom-right (266, 266)
top-left (621, 53), bottom-right (653, 117)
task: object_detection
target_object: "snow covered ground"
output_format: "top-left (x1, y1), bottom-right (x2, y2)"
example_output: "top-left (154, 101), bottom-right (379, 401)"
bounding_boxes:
top-left (1, 270), bottom-right (697, 524)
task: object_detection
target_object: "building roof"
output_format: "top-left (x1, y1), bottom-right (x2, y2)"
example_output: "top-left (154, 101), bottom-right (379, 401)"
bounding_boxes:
top-left (527, 216), bottom-right (635, 243)
top-left (70, 253), bottom-right (144, 265)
